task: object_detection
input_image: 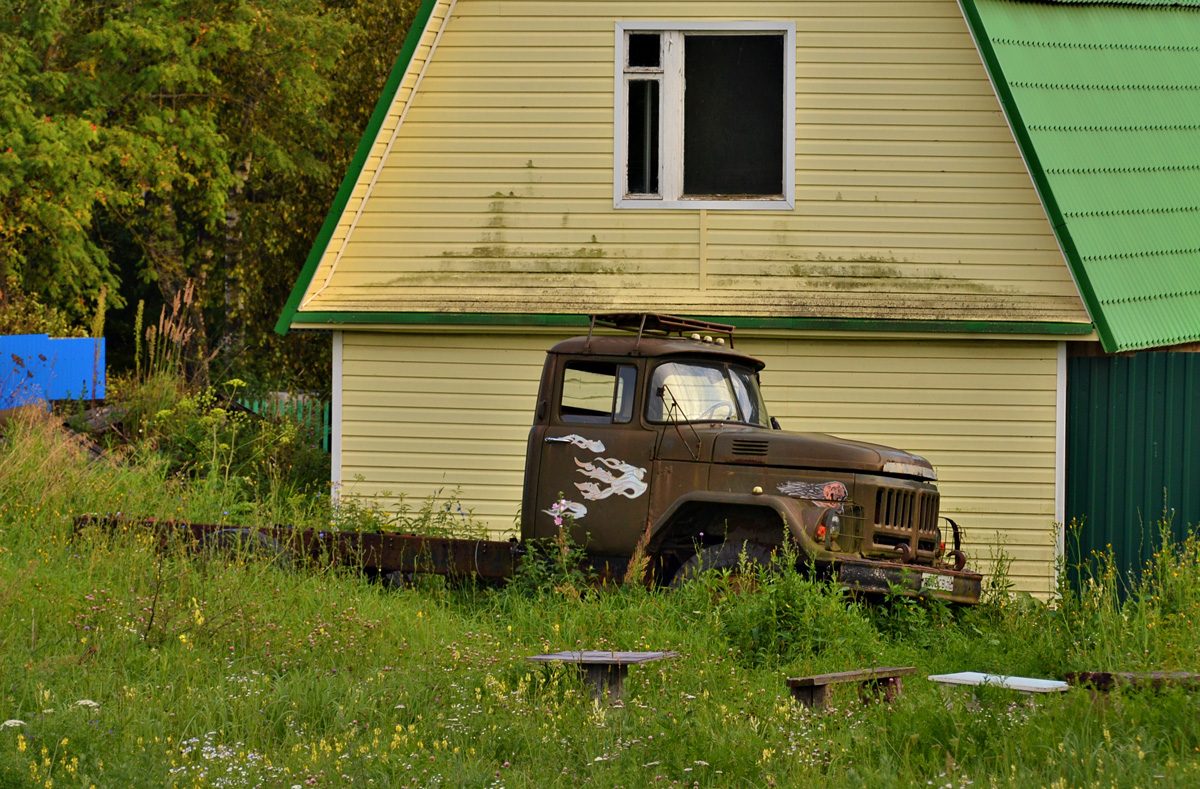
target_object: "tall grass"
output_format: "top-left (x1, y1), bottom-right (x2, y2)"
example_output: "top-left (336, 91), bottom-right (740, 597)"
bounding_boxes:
top-left (0, 411), bottom-right (1198, 787)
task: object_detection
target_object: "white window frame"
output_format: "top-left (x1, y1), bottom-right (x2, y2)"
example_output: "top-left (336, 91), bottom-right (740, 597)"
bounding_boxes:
top-left (613, 21), bottom-right (796, 211)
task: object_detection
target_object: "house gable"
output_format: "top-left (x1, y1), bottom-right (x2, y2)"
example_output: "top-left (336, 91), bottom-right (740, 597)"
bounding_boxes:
top-left (960, 0), bottom-right (1200, 352)
top-left (280, 0), bottom-right (1093, 334)
top-left (276, 0), bottom-right (452, 334)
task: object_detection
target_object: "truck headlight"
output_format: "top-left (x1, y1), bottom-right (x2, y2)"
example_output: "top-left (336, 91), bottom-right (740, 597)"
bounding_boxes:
top-left (825, 511), bottom-right (841, 538)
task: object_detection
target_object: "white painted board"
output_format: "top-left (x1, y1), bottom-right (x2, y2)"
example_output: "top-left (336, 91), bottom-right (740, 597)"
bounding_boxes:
top-left (928, 671), bottom-right (1068, 693)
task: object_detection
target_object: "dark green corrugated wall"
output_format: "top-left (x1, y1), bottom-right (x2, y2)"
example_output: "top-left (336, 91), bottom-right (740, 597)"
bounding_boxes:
top-left (1066, 352), bottom-right (1200, 578)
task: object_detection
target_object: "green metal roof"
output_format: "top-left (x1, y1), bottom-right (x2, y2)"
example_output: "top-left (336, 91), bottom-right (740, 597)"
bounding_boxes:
top-left (960, 0), bottom-right (1200, 351)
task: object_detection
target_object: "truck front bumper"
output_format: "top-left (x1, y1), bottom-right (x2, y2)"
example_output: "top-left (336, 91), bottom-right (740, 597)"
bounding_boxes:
top-left (834, 558), bottom-right (982, 605)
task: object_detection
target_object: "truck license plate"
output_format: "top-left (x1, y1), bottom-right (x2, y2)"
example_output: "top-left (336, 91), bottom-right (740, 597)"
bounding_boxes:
top-left (921, 573), bottom-right (954, 592)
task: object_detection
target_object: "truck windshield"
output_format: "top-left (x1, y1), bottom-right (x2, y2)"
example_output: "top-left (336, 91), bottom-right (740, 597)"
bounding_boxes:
top-left (648, 361), bottom-right (770, 427)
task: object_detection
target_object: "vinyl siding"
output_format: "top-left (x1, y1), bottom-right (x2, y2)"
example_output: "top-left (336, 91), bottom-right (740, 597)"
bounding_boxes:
top-left (340, 331), bottom-right (1060, 594)
top-left (296, 0), bottom-right (1089, 324)
top-left (742, 335), bottom-right (1059, 595)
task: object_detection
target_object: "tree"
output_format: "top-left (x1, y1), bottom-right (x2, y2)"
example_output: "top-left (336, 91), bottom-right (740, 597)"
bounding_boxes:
top-left (0, 0), bottom-right (421, 389)
top-left (236, 0), bottom-right (421, 386)
top-left (0, 4), bottom-right (114, 320)
top-left (0, 0), bottom-right (352, 379)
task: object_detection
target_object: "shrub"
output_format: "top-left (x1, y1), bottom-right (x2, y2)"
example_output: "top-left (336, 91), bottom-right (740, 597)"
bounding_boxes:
top-left (505, 500), bottom-right (592, 597)
top-left (101, 374), bottom-right (330, 498)
top-left (709, 548), bottom-right (883, 669)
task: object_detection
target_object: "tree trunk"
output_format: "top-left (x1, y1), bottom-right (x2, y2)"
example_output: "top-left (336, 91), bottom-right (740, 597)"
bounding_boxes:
top-left (222, 151), bottom-right (253, 372)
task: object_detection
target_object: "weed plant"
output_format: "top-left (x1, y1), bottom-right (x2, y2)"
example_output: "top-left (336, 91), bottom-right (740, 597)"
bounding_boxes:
top-left (1, 413), bottom-right (1198, 787)
top-left (101, 373), bottom-right (330, 500)
top-left (330, 485), bottom-right (487, 539)
top-left (504, 502), bottom-right (596, 598)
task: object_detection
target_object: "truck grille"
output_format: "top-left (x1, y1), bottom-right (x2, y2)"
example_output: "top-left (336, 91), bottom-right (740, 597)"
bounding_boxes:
top-left (871, 488), bottom-right (940, 556)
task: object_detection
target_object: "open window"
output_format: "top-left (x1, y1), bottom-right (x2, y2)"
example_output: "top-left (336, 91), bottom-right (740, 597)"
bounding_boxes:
top-left (560, 361), bottom-right (638, 424)
top-left (615, 22), bottom-right (795, 210)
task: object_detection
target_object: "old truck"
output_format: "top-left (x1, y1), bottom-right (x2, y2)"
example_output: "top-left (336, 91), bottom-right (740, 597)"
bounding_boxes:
top-left (79, 313), bottom-right (982, 604)
top-left (520, 313), bottom-right (981, 604)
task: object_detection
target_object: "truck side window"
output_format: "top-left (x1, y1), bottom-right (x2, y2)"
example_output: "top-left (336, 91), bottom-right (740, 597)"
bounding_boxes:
top-left (615, 366), bottom-right (637, 423)
top-left (561, 362), bottom-right (637, 424)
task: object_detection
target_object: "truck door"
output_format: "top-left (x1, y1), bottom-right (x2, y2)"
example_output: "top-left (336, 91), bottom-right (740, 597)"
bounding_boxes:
top-left (534, 360), bottom-right (655, 555)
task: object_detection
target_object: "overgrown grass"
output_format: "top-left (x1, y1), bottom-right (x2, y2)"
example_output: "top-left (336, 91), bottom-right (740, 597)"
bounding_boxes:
top-left (1, 411), bottom-right (1199, 787)
top-left (97, 373), bottom-right (331, 502)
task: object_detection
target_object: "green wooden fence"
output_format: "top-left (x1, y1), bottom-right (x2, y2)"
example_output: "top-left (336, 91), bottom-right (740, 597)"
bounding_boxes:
top-left (1066, 351), bottom-right (1200, 581)
top-left (237, 397), bottom-right (332, 453)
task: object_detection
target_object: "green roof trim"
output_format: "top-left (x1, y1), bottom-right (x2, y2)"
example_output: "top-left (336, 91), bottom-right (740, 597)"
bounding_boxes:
top-left (275, 0), bottom-right (439, 336)
top-left (289, 311), bottom-right (1094, 336)
top-left (1040, 0), bottom-right (1200, 6)
top-left (959, 0), bottom-right (1200, 351)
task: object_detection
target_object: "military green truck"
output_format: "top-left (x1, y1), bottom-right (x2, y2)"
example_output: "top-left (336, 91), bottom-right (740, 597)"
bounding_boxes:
top-left (520, 313), bottom-right (982, 604)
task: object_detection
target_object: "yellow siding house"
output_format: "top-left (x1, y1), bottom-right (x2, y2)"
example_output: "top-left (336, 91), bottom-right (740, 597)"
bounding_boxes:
top-left (279, 0), bottom-right (1099, 595)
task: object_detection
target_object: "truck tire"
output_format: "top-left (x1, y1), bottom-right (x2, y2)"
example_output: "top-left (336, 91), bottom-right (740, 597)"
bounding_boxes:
top-left (668, 540), bottom-right (776, 588)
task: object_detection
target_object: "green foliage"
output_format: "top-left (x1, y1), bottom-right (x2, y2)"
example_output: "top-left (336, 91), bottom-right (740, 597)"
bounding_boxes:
top-left (505, 523), bottom-right (593, 598)
top-left (235, 0), bottom-right (419, 388)
top-left (698, 548), bottom-right (884, 669)
top-left (0, 0), bottom-right (422, 389)
top-left (1050, 519), bottom-right (1200, 672)
top-left (0, 418), bottom-right (1198, 786)
top-left (0, 5), bottom-right (113, 318)
top-left (869, 584), bottom-right (955, 648)
top-left (102, 372), bottom-right (330, 501)
top-left (330, 485), bottom-right (488, 538)
top-left (0, 275), bottom-right (86, 336)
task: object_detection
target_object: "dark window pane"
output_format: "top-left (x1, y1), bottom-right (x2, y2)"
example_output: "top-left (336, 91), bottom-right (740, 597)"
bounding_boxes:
top-left (562, 362), bottom-right (616, 423)
top-left (615, 366), bottom-right (637, 423)
top-left (628, 33), bottom-right (660, 68)
top-left (627, 80), bottom-right (660, 195)
top-left (683, 34), bottom-right (784, 197)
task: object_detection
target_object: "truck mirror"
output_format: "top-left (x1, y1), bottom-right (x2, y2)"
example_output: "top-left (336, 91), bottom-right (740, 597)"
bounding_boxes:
top-left (770, 416), bottom-right (782, 431)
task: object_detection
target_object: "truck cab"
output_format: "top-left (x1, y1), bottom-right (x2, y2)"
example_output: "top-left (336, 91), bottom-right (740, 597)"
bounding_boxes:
top-left (521, 313), bottom-right (981, 604)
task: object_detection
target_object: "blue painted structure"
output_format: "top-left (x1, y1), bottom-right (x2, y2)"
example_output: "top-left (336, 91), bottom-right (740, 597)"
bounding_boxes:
top-left (0, 334), bottom-right (106, 409)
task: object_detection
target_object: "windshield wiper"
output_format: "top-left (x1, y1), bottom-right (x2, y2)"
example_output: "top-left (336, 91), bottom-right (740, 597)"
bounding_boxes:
top-left (658, 384), bottom-right (700, 460)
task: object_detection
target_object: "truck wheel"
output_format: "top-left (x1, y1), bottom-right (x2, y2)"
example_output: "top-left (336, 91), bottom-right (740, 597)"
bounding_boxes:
top-left (667, 540), bottom-right (776, 588)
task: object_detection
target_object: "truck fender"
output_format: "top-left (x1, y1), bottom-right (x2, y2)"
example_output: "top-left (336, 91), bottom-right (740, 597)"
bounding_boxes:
top-left (649, 491), bottom-right (825, 556)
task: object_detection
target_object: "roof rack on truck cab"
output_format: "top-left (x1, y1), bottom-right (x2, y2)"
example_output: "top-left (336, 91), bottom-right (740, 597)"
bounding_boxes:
top-left (586, 313), bottom-right (736, 353)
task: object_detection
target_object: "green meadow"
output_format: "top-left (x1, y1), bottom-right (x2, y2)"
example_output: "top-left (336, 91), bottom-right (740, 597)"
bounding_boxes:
top-left (1, 401), bottom-right (1198, 789)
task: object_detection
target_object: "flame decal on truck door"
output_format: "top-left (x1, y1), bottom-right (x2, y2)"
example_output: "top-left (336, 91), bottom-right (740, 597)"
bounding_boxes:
top-left (542, 500), bottom-right (589, 521)
top-left (573, 457), bottom-right (648, 501)
top-left (541, 434), bottom-right (647, 521)
top-left (545, 434), bottom-right (607, 452)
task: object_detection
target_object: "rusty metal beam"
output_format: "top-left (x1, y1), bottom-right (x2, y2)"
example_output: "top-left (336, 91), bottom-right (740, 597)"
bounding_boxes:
top-left (73, 515), bottom-right (520, 580)
top-left (835, 558), bottom-right (982, 605)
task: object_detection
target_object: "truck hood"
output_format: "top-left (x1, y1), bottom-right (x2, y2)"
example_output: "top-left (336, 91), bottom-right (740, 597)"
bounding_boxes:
top-left (710, 428), bottom-right (937, 481)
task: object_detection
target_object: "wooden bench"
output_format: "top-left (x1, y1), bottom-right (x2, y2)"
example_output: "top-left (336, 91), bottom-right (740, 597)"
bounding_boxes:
top-left (786, 666), bottom-right (916, 710)
top-left (928, 671), bottom-right (1069, 697)
top-left (1066, 671), bottom-right (1200, 693)
top-left (526, 650), bottom-right (678, 703)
